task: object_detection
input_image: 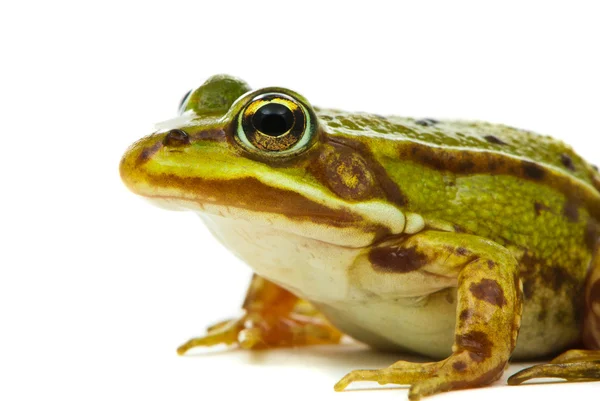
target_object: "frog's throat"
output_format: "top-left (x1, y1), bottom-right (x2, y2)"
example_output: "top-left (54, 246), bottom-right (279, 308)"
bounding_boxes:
top-left (142, 196), bottom-right (419, 248)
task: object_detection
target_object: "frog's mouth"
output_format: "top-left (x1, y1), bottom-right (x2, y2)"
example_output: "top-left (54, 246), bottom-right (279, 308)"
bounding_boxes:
top-left (126, 175), bottom-right (404, 248)
top-left (120, 133), bottom-right (407, 248)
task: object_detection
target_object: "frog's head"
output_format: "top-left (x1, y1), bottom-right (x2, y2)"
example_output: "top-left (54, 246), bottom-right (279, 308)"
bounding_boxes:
top-left (120, 75), bottom-right (409, 247)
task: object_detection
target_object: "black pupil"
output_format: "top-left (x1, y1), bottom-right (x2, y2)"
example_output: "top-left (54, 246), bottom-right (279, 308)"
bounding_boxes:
top-left (252, 103), bottom-right (294, 136)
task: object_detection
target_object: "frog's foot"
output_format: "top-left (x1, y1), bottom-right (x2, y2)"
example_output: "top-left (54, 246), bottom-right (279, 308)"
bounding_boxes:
top-left (177, 311), bottom-right (342, 354)
top-left (335, 355), bottom-right (506, 400)
top-left (507, 350), bottom-right (600, 385)
top-left (177, 274), bottom-right (342, 355)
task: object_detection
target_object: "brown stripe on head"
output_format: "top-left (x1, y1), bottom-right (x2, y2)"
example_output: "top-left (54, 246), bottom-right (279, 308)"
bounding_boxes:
top-left (145, 173), bottom-right (375, 228)
top-left (135, 140), bottom-right (162, 167)
top-left (133, 129), bottom-right (227, 167)
top-left (189, 128), bottom-right (227, 142)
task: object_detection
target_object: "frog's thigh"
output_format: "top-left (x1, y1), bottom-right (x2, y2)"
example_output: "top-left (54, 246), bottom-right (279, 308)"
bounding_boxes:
top-left (336, 231), bottom-right (523, 400)
top-left (508, 244), bottom-right (600, 385)
top-left (583, 243), bottom-right (600, 349)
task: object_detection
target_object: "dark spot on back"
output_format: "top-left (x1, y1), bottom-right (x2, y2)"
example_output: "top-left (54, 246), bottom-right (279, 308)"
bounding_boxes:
top-left (456, 331), bottom-right (493, 362)
top-left (563, 201), bottom-right (580, 223)
top-left (585, 220), bottom-right (600, 251)
top-left (415, 118), bottom-right (439, 127)
top-left (456, 247), bottom-right (469, 256)
top-left (537, 309), bottom-right (547, 322)
top-left (453, 361), bottom-right (467, 372)
top-left (454, 225), bottom-right (467, 233)
top-left (469, 279), bottom-right (507, 307)
top-left (540, 266), bottom-right (573, 292)
top-left (522, 281), bottom-right (534, 299)
top-left (484, 135), bottom-right (507, 145)
top-left (369, 245), bottom-right (428, 273)
top-left (534, 201), bottom-right (550, 216)
top-left (560, 153), bottom-right (576, 171)
top-left (522, 161), bottom-right (546, 180)
top-left (554, 310), bottom-right (568, 324)
top-left (487, 260), bottom-right (496, 269)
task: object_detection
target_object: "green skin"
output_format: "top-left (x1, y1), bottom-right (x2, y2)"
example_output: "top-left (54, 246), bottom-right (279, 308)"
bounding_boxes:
top-left (120, 75), bottom-right (600, 399)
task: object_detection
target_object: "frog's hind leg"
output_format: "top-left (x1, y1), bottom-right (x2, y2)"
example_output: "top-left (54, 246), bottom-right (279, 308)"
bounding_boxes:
top-left (177, 274), bottom-right (342, 354)
top-left (508, 244), bottom-right (600, 385)
top-left (507, 356), bottom-right (600, 385)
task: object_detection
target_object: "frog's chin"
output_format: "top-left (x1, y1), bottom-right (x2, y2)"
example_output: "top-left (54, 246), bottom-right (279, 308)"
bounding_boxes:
top-left (142, 197), bottom-right (190, 211)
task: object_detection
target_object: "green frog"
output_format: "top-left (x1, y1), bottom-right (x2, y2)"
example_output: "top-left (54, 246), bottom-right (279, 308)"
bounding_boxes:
top-left (120, 75), bottom-right (600, 399)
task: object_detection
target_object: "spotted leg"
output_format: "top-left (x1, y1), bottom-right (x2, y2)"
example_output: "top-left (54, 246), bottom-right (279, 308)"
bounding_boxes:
top-left (508, 243), bottom-right (600, 385)
top-left (177, 274), bottom-right (342, 354)
top-left (334, 231), bottom-right (523, 400)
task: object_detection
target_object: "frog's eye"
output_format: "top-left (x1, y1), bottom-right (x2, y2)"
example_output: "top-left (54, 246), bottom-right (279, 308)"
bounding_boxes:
top-left (235, 93), bottom-right (316, 155)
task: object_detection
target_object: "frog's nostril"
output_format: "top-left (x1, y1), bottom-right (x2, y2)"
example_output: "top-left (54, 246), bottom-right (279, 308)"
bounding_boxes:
top-left (164, 129), bottom-right (190, 147)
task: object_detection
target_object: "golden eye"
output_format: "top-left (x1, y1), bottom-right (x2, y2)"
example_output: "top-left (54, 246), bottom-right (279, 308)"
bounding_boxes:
top-left (236, 93), bottom-right (316, 155)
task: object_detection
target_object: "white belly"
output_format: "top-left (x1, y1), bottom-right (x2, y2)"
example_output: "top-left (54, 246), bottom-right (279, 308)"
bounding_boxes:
top-left (317, 289), bottom-right (458, 358)
top-left (199, 213), bottom-right (457, 358)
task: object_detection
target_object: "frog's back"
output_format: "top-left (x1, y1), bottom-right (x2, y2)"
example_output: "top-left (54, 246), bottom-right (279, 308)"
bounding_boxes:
top-left (318, 108), bottom-right (600, 191)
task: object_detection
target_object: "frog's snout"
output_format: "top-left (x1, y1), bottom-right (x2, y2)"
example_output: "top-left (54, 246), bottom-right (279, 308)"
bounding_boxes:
top-left (119, 133), bottom-right (162, 195)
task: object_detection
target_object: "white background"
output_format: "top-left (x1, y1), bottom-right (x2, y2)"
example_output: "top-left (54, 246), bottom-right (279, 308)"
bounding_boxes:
top-left (1, 1), bottom-right (599, 400)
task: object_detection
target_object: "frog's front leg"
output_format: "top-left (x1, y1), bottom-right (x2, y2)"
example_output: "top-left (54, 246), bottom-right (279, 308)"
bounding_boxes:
top-left (335, 230), bottom-right (523, 400)
top-left (177, 274), bottom-right (342, 354)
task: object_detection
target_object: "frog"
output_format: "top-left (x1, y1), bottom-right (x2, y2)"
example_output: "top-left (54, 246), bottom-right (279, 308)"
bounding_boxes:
top-left (119, 74), bottom-right (600, 399)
